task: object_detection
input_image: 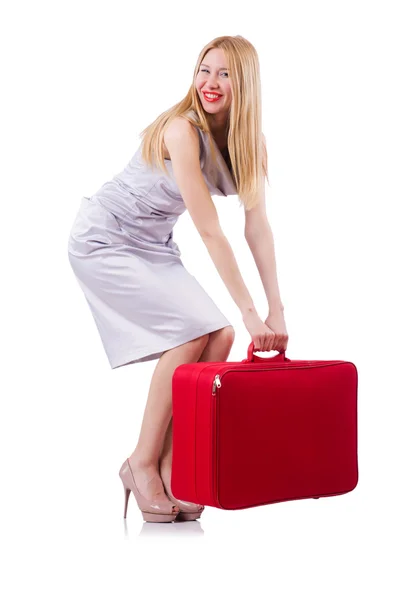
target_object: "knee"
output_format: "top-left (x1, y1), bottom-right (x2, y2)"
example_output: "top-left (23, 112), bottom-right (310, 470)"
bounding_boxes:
top-left (212, 325), bottom-right (235, 348)
top-left (223, 325), bottom-right (235, 346)
top-left (197, 333), bottom-right (211, 347)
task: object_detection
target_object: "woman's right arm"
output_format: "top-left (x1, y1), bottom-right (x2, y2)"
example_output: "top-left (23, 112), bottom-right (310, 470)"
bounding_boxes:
top-left (164, 118), bottom-right (258, 319)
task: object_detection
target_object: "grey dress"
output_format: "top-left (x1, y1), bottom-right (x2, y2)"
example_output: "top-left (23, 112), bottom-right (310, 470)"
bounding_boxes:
top-left (67, 109), bottom-right (237, 369)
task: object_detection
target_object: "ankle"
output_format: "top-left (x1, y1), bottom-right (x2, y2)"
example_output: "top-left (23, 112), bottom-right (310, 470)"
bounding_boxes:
top-left (159, 455), bottom-right (172, 470)
top-left (128, 451), bottom-right (158, 469)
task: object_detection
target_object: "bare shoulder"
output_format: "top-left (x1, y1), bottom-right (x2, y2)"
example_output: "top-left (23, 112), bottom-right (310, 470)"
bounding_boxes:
top-left (164, 115), bottom-right (197, 139)
top-left (163, 117), bottom-right (200, 161)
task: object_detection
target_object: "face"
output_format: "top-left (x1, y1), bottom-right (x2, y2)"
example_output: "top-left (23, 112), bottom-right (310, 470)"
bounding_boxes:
top-left (195, 48), bottom-right (232, 117)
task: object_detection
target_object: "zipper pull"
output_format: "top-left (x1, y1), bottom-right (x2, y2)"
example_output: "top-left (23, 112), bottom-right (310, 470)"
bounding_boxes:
top-left (212, 374), bottom-right (222, 395)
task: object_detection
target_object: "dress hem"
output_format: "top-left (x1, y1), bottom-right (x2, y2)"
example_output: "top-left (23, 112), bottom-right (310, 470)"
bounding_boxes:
top-left (108, 319), bottom-right (232, 370)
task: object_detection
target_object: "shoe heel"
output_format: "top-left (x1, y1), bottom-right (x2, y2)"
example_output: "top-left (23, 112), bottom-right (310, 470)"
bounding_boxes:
top-left (119, 458), bottom-right (180, 523)
top-left (123, 486), bottom-right (131, 519)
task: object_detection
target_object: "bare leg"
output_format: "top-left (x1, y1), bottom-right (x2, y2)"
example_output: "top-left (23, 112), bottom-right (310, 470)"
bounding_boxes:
top-left (159, 326), bottom-right (235, 482)
top-left (128, 334), bottom-right (210, 506)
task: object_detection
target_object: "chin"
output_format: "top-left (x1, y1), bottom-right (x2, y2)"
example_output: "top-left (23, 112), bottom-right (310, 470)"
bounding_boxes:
top-left (202, 103), bottom-right (224, 112)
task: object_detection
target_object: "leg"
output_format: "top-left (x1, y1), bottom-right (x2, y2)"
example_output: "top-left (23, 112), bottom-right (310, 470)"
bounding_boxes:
top-left (159, 326), bottom-right (235, 473)
top-left (128, 333), bottom-right (210, 506)
top-left (197, 325), bottom-right (235, 363)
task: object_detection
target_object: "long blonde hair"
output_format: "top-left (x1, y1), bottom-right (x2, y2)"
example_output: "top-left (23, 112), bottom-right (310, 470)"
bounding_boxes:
top-left (139, 35), bottom-right (269, 211)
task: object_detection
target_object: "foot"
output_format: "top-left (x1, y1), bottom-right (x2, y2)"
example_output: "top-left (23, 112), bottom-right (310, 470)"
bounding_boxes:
top-left (158, 459), bottom-right (173, 497)
top-left (159, 459), bottom-right (204, 513)
top-left (128, 453), bottom-right (179, 512)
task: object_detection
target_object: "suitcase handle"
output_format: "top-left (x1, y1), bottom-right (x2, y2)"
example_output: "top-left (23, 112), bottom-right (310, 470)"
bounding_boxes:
top-left (242, 341), bottom-right (291, 363)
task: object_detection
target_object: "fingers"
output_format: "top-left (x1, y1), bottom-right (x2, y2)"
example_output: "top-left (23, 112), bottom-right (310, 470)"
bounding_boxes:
top-left (264, 334), bottom-right (289, 352)
top-left (254, 337), bottom-right (267, 352)
top-left (254, 334), bottom-right (289, 353)
top-left (272, 334), bottom-right (280, 351)
top-left (258, 333), bottom-right (275, 352)
top-left (265, 333), bottom-right (275, 352)
top-left (276, 334), bottom-right (289, 352)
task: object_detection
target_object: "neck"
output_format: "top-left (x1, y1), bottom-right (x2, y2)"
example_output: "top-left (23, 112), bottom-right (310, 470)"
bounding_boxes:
top-left (208, 112), bottom-right (229, 138)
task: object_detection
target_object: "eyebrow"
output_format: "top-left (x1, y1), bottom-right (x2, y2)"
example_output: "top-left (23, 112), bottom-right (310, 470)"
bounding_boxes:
top-left (200, 63), bottom-right (229, 70)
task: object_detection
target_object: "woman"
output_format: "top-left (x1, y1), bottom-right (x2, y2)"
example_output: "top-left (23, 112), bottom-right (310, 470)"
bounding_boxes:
top-left (68, 35), bottom-right (289, 523)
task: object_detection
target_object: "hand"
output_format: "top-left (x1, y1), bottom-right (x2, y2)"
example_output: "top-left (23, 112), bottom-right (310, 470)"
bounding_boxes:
top-left (242, 310), bottom-right (277, 352)
top-left (264, 310), bottom-right (289, 353)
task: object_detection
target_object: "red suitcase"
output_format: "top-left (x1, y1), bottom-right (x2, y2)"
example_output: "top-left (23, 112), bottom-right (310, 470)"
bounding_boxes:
top-left (171, 342), bottom-right (358, 510)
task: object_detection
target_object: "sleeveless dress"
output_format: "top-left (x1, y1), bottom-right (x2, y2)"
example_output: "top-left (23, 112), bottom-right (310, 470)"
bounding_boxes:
top-left (67, 109), bottom-right (237, 369)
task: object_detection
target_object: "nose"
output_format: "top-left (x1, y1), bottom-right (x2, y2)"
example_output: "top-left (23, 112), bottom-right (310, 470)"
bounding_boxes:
top-left (206, 72), bottom-right (221, 90)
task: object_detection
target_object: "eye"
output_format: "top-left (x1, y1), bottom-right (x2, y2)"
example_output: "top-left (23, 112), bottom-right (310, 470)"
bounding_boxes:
top-left (200, 68), bottom-right (228, 77)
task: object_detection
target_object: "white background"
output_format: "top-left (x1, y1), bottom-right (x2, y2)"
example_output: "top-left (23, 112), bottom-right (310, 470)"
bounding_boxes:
top-left (2, 0), bottom-right (396, 598)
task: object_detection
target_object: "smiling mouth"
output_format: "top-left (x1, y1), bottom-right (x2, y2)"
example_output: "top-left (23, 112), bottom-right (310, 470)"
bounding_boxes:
top-left (203, 92), bottom-right (223, 102)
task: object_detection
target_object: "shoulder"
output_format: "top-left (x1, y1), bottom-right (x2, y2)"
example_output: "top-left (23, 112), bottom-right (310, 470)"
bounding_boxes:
top-left (164, 116), bottom-right (199, 143)
top-left (164, 116), bottom-right (201, 159)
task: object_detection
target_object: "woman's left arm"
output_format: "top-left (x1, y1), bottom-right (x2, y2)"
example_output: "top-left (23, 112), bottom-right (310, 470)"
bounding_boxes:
top-left (244, 133), bottom-right (284, 314)
top-left (244, 193), bottom-right (289, 350)
top-left (244, 201), bottom-right (284, 315)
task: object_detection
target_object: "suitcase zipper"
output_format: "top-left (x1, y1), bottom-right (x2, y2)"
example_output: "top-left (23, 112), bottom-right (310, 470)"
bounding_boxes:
top-left (212, 374), bottom-right (222, 395)
top-left (211, 361), bottom-right (346, 395)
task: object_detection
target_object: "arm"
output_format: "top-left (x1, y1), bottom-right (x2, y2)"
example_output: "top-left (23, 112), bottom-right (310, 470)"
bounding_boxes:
top-left (244, 187), bottom-right (284, 315)
top-left (164, 118), bottom-right (257, 317)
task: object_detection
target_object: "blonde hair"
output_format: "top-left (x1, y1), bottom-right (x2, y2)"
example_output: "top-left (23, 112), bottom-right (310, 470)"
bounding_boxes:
top-left (139, 35), bottom-right (269, 211)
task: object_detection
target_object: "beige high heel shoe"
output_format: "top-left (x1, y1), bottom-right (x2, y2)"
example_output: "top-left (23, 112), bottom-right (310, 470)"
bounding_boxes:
top-left (119, 458), bottom-right (180, 522)
top-left (160, 462), bottom-right (205, 521)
